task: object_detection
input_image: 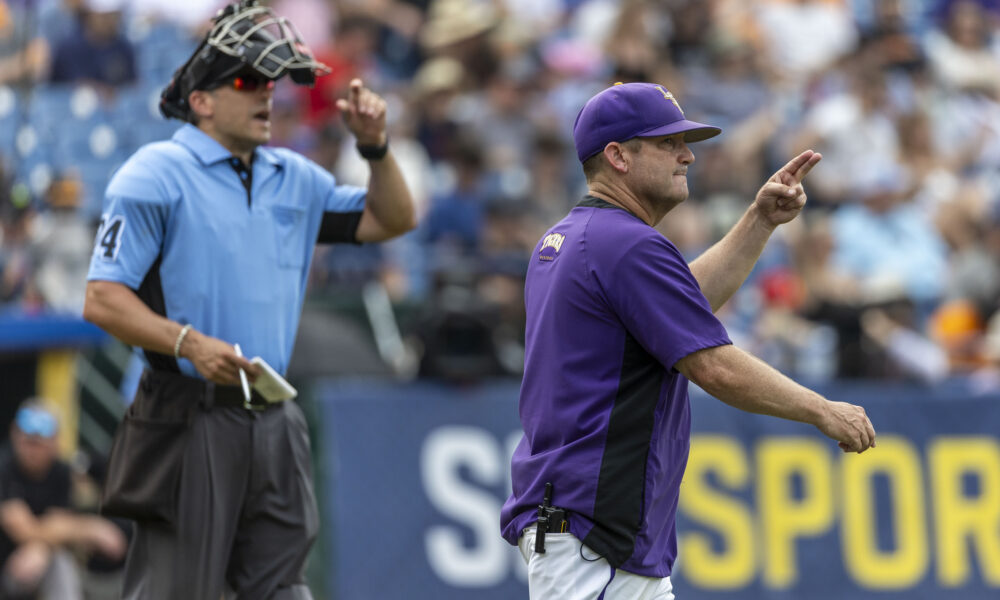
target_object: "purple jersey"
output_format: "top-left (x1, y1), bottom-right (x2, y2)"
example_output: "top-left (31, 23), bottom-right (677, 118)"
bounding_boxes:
top-left (500, 197), bottom-right (731, 577)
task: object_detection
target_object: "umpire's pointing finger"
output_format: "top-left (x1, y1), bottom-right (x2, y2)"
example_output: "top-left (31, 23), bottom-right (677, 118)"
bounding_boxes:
top-left (349, 78), bottom-right (363, 100)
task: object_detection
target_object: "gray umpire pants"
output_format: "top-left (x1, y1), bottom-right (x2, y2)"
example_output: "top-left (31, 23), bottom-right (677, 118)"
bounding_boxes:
top-left (120, 400), bottom-right (319, 599)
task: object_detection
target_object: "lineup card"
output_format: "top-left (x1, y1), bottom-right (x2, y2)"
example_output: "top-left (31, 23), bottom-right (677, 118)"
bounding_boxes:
top-left (251, 357), bottom-right (297, 402)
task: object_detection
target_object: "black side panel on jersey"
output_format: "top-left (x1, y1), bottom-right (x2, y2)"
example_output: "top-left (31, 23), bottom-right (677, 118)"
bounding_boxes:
top-left (135, 255), bottom-right (180, 372)
top-left (317, 211), bottom-right (363, 244)
top-left (582, 332), bottom-right (663, 567)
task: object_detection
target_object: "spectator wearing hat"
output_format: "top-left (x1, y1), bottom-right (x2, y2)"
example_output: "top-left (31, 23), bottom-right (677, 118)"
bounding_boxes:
top-left (412, 57), bottom-right (466, 162)
top-left (0, 400), bottom-right (126, 599)
top-left (420, 0), bottom-right (500, 86)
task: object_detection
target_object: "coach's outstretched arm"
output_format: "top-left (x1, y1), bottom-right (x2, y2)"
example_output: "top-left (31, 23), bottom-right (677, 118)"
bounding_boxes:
top-left (675, 343), bottom-right (876, 453)
top-left (690, 150), bottom-right (821, 312)
top-left (337, 78), bottom-right (416, 243)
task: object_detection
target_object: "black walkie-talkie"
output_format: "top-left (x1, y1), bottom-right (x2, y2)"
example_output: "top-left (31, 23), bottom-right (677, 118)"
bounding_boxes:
top-left (535, 482), bottom-right (554, 554)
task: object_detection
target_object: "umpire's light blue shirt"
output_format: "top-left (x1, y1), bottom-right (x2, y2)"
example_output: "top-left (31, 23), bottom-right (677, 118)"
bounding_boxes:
top-left (87, 124), bottom-right (366, 377)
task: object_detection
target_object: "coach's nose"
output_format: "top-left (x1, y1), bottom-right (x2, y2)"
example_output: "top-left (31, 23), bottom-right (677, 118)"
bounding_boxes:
top-left (679, 140), bottom-right (695, 165)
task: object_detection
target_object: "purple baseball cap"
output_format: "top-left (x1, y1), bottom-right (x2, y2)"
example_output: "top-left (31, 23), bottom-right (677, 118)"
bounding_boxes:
top-left (573, 82), bottom-right (721, 163)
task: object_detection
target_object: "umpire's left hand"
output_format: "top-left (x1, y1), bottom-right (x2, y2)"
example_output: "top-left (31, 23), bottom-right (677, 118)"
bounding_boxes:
top-left (336, 78), bottom-right (387, 147)
top-left (753, 150), bottom-right (822, 228)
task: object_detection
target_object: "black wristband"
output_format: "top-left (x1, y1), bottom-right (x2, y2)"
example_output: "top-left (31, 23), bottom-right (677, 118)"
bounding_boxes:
top-left (356, 139), bottom-right (389, 161)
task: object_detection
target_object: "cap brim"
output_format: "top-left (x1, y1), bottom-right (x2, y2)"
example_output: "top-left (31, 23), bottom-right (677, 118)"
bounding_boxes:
top-left (638, 120), bottom-right (721, 143)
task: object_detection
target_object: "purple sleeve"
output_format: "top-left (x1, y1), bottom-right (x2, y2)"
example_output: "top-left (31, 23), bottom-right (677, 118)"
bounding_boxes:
top-left (600, 234), bottom-right (731, 369)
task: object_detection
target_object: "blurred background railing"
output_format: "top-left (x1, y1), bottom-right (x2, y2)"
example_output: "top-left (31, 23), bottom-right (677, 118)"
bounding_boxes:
top-left (2, 0), bottom-right (1000, 597)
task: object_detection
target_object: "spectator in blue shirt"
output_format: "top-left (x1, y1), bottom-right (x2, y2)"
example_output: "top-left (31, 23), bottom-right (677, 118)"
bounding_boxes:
top-left (49, 0), bottom-right (136, 88)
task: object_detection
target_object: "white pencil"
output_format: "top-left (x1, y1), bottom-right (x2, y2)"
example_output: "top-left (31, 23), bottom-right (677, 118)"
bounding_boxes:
top-left (234, 343), bottom-right (251, 408)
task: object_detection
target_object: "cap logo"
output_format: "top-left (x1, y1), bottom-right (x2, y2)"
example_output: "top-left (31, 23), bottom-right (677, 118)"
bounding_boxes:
top-left (539, 232), bottom-right (566, 261)
top-left (656, 85), bottom-right (683, 115)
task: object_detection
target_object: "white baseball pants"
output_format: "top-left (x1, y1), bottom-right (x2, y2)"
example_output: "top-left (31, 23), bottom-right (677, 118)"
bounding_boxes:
top-left (518, 527), bottom-right (676, 600)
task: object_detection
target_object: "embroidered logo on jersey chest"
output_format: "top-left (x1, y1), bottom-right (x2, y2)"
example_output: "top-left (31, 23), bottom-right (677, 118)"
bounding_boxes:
top-left (539, 233), bottom-right (565, 261)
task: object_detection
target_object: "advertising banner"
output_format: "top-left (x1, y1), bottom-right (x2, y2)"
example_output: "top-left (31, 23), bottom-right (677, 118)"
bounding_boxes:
top-left (316, 380), bottom-right (1000, 599)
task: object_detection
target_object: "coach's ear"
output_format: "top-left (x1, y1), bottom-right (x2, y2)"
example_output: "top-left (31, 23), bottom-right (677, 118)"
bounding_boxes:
top-left (602, 142), bottom-right (630, 174)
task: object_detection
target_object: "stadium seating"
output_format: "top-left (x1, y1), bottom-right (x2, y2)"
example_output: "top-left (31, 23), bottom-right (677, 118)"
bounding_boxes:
top-left (0, 85), bottom-right (22, 155)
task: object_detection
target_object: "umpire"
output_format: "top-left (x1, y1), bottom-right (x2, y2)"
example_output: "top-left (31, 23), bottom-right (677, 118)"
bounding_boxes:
top-left (82, 2), bottom-right (415, 598)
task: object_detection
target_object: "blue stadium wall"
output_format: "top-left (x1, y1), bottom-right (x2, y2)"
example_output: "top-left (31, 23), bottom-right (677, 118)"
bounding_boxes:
top-left (315, 379), bottom-right (1000, 599)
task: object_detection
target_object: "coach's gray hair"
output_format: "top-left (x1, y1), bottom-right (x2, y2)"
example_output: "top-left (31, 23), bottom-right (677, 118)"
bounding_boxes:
top-left (582, 138), bottom-right (642, 181)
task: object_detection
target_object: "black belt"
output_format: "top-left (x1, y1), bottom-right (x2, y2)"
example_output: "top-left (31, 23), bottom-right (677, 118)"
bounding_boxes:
top-left (210, 383), bottom-right (273, 411)
top-left (142, 369), bottom-right (277, 412)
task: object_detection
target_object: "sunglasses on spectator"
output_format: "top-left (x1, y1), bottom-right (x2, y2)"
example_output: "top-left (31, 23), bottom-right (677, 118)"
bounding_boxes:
top-left (211, 73), bottom-right (275, 92)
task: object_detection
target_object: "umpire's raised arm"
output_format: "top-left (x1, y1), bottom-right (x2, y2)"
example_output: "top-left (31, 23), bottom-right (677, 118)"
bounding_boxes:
top-left (337, 78), bottom-right (417, 242)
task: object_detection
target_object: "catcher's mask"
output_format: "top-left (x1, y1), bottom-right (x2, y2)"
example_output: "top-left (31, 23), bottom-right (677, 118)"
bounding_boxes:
top-left (160, 0), bottom-right (329, 121)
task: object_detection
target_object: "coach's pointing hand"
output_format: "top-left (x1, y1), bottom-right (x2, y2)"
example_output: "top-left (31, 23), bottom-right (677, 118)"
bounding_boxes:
top-left (816, 400), bottom-right (877, 453)
top-left (336, 78), bottom-right (387, 147)
top-left (754, 149), bottom-right (822, 228)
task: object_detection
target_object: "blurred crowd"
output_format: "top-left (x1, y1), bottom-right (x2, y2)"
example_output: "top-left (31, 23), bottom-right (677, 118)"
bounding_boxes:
top-left (2, 0), bottom-right (1000, 385)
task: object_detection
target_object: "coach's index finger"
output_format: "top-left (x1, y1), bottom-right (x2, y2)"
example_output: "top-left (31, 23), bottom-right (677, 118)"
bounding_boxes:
top-left (778, 150), bottom-right (822, 185)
